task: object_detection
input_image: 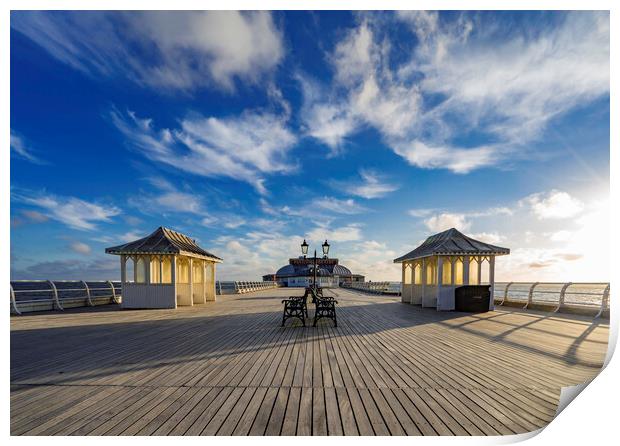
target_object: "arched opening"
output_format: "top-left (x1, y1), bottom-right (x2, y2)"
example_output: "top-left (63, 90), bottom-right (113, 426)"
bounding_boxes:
top-left (193, 261), bottom-right (203, 284)
top-left (177, 258), bottom-right (189, 284)
top-left (150, 257), bottom-right (161, 284)
top-left (426, 259), bottom-right (436, 285)
top-left (454, 257), bottom-right (464, 285)
top-left (135, 257), bottom-right (146, 284)
top-left (404, 263), bottom-right (412, 284)
top-left (469, 257), bottom-right (479, 285)
top-left (161, 257), bottom-right (172, 284)
top-left (125, 257), bottom-right (135, 283)
top-left (441, 257), bottom-right (452, 285)
top-left (414, 263), bottom-right (422, 285)
top-left (480, 257), bottom-right (490, 284)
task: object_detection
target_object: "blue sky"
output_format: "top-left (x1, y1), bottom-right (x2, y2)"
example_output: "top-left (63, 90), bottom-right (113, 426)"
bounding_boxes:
top-left (10, 11), bottom-right (609, 281)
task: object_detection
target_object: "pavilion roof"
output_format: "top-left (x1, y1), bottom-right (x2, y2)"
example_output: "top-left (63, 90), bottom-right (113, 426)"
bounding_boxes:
top-left (393, 228), bottom-right (509, 263)
top-left (105, 226), bottom-right (222, 262)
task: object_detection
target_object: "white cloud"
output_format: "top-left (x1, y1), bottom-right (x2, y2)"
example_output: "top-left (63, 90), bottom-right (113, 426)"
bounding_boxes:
top-left (69, 241), bottom-right (92, 255)
top-left (21, 210), bottom-right (49, 222)
top-left (10, 130), bottom-right (46, 164)
top-left (423, 213), bottom-right (471, 232)
top-left (334, 169), bottom-right (399, 199)
top-left (11, 11), bottom-right (284, 92)
top-left (469, 232), bottom-right (505, 245)
top-left (307, 224), bottom-right (363, 243)
top-left (312, 197), bottom-right (367, 215)
top-left (111, 109), bottom-right (297, 195)
top-left (522, 190), bottom-right (584, 219)
top-left (341, 239), bottom-right (401, 282)
top-left (13, 190), bottom-right (120, 231)
top-left (118, 231), bottom-right (145, 243)
top-left (414, 12), bottom-right (609, 144)
top-left (408, 208), bottom-right (435, 218)
top-left (301, 12), bottom-right (609, 173)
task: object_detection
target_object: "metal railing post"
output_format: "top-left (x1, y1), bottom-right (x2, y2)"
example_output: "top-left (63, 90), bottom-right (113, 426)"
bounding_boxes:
top-left (48, 280), bottom-right (64, 311)
top-left (107, 280), bottom-right (119, 304)
top-left (501, 282), bottom-right (513, 306)
top-left (595, 284), bottom-right (610, 319)
top-left (524, 282), bottom-right (539, 309)
top-left (81, 280), bottom-right (94, 306)
top-left (10, 284), bottom-right (22, 315)
top-left (555, 282), bottom-right (572, 313)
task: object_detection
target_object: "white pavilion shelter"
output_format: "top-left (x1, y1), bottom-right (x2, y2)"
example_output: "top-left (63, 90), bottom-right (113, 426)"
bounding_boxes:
top-left (394, 228), bottom-right (509, 311)
top-left (106, 227), bottom-right (222, 309)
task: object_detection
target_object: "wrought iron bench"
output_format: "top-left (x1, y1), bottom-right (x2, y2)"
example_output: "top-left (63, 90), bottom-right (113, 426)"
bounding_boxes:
top-left (313, 296), bottom-right (338, 327)
top-left (281, 296), bottom-right (307, 326)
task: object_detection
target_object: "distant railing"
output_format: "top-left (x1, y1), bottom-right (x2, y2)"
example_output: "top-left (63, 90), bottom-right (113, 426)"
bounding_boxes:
top-left (10, 280), bottom-right (121, 315)
top-left (343, 281), bottom-right (397, 294)
top-left (216, 281), bottom-right (280, 295)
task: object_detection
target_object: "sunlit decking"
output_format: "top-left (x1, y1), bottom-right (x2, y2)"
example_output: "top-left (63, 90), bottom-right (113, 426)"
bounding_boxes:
top-left (10, 288), bottom-right (609, 436)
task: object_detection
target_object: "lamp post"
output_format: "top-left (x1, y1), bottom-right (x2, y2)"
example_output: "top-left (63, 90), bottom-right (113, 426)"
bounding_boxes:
top-left (300, 239), bottom-right (330, 290)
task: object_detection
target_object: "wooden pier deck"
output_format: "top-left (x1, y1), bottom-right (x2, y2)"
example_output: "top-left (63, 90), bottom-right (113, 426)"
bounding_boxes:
top-left (10, 288), bottom-right (609, 436)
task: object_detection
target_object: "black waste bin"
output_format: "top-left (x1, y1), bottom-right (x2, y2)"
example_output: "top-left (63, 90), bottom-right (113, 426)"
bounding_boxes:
top-left (455, 285), bottom-right (491, 312)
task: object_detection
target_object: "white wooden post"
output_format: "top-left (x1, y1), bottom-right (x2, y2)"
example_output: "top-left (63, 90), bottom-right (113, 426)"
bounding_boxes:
top-left (120, 255), bottom-right (126, 285)
top-left (202, 260), bottom-right (207, 304)
top-left (489, 256), bottom-right (495, 311)
top-left (450, 257), bottom-right (455, 286)
top-left (145, 256), bottom-right (151, 285)
top-left (421, 257), bottom-right (427, 306)
top-left (157, 256), bottom-right (164, 283)
top-left (401, 262), bottom-right (406, 302)
top-left (171, 256), bottom-right (177, 308)
top-left (211, 263), bottom-right (217, 301)
top-left (188, 257), bottom-right (194, 306)
top-left (133, 256), bottom-right (138, 283)
top-left (436, 255), bottom-right (443, 310)
top-left (463, 256), bottom-right (470, 285)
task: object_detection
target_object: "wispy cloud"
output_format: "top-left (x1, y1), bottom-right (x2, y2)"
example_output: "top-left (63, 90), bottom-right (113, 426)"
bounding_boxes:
top-left (111, 108), bottom-right (297, 195)
top-left (69, 241), bottom-right (92, 255)
top-left (12, 189), bottom-right (120, 231)
top-left (10, 130), bottom-right (46, 165)
top-left (331, 169), bottom-right (399, 199)
top-left (11, 11), bottom-right (284, 92)
top-left (312, 197), bottom-right (367, 215)
top-left (301, 12), bottom-right (609, 173)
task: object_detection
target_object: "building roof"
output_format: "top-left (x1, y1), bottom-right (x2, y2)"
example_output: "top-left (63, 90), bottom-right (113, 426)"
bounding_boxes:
top-left (105, 227), bottom-right (222, 262)
top-left (393, 228), bottom-right (510, 263)
top-left (273, 257), bottom-right (354, 278)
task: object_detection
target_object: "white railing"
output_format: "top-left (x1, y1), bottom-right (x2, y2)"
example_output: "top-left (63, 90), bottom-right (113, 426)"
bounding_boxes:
top-left (10, 280), bottom-right (121, 315)
top-left (214, 281), bottom-right (280, 295)
top-left (234, 281), bottom-right (279, 294)
top-left (493, 281), bottom-right (610, 318)
top-left (345, 281), bottom-right (394, 294)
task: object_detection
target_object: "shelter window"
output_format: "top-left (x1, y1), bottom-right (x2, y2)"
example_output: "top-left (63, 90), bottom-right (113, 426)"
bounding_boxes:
top-left (454, 257), bottom-right (464, 285)
top-left (193, 261), bottom-right (203, 284)
top-left (136, 257), bottom-right (146, 284)
top-left (469, 257), bottom-right (479, 285)
top-left (150, 257), bottom-right (161, 284)
top-left (426, 259), bottom-right (436, 285)
top-left (414, 263), bottom-right (422, 285)
top-left (177, 258), bottom-right (189, 284)
top-left (125, 257), bottom-right (135, 283)
top-left (404, 264), bottom-right (412, 284)
top-left (161, 257), bottom-right (172, 284)
top-left (480, 257), bottom-right (490, 284)
top-left (441, 258), bottom-right (452, 285)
